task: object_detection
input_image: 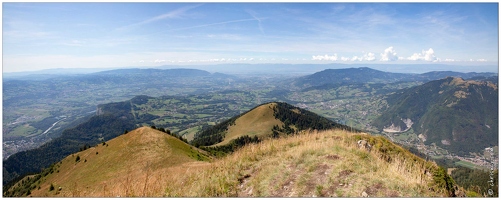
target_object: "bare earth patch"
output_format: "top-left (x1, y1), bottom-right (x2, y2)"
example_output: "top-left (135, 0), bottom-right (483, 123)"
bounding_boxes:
top-left (326, 154), bottom-right (341, 160)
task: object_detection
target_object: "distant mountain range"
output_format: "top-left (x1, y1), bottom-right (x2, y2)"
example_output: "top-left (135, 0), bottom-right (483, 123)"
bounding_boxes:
top-left (293, 67), bottom-right (497, 88)
top-left (5, 63), bottom-right (497, 79)
top-left (53, 68), bottom-right (236, 83)
top-left (4, 68), bottom-right (235, 82)
top-left (372, 77), bottom-right (498, 156)
top-left (3, 68), bottom-right (236, 109)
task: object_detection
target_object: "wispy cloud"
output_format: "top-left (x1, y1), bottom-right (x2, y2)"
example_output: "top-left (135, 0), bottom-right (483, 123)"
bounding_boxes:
top-left (163, 17), bottom-right (267, 33)
top-left (246, 9), bottom-right (265, 34)
top-left (312, 54), bottom-right (338, 61)
top-left (117, 4), bottom-right (203, 31)
top-left (206, 34), bottom-right (244, 40)
top-left (3, 18), bottom-right (56, 42)
top-left (4, 30), bottom-right (53, 40)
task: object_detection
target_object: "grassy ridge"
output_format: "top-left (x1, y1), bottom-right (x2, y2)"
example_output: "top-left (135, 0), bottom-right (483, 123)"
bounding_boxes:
top-left (3, 114), bottom-right (136, 186)
top-left (6, 127), bottom-right (210, 197)
top-left (13, 128), bottom-right (457, 197)
top-left (163, 130), bottom-right (454, 197)
top-left (216, 103), bottom-right (282, 146)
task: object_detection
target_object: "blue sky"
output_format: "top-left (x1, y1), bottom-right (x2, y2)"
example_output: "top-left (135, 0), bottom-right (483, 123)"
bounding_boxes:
top-left (3, 3), bottom-right (499, 73)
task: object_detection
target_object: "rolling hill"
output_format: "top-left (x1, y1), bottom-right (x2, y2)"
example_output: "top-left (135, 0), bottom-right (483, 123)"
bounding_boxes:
top-left (372, 77), bottom-right (498, 156)
top-left (5, 127), bottom-right (461, 197)
top-left (190, 102), bottom-right (356, 147)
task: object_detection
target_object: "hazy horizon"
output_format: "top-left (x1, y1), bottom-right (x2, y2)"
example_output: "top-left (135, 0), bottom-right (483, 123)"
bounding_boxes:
top-left (3, 63), bottom-right (498, 77)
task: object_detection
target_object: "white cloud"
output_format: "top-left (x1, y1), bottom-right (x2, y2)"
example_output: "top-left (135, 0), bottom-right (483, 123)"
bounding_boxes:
top-left (346, 52), bottom-right (375, 62)
top-left (444, 58), bottom-right (455, 62)
top-left (407, 48), bottom-right (437, 61)
top-left (363, 52), bottom-right (376, 61)
top-left (351, 56), bottom-right (361, 61)
top-left (312, 54), bottom-right (338, 61)
top-left (312, 52), bottom-right (375, 62)
top-left (380, 46), bottom-right (398, 61)
top-left (477, 59), bottom-right (487, 62)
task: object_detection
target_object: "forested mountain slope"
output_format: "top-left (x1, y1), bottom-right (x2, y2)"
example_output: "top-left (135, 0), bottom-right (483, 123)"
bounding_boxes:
top-left (372, 77), bottom-right (498, 156)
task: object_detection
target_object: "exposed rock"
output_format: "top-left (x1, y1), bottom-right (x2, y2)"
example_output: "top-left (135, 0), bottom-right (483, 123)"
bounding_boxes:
top-left (357, 140), bottom-right (372, 152)
top-left (418, 134), bottom-right (426, 142)
top-left (383, 123), bottom-right (402, 133)
top-left (362, 191), bottom-right (369, 197)
top-left (453, 90), bottom-right (469, 99)
top-left (383, 118), bottom-right (412, 133)
top-left (454, 185), bottom-right (466, 197)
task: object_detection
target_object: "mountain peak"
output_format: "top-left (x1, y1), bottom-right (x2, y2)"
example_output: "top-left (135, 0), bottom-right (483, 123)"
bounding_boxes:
top-left (295, 67), bottom-right (412, 87)
top-left (191, 102), bottom-right (355, 147)
top-left (445, 76), bottom-right (496, 90)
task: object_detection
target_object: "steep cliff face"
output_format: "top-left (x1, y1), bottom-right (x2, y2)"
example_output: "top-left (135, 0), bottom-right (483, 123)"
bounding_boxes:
top-left (382, 118), bottom-right (413, 133)
top-left (96, 106), bottom-right (103, 116)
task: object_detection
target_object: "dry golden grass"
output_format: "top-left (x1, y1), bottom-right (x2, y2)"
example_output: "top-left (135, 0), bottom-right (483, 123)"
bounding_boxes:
top-left (29, 127), bottom-right (210, 197)
top-left (163, 129), bottom-right (446, 197)
top-left (28, 128), bottom-right (447, 197)
top-left (216, 103), bottom-right (283, 146)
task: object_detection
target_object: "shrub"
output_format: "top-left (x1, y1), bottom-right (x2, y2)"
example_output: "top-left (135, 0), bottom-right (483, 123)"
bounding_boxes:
top-left (466, 191), bottom-right (481, 197)
top-left (75, 155), bottom-right (80, 162)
